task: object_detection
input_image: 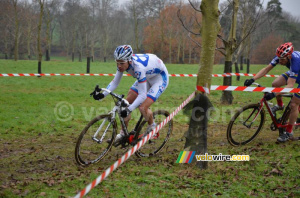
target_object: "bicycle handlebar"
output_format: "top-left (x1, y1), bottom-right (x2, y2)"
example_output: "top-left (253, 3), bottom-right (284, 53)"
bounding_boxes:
top-left (252, 82), bottom-right (262, 87)
top-left (250, 83), bottom-right (293, 97)
top-left (92, 85), bottom-right (129, 107)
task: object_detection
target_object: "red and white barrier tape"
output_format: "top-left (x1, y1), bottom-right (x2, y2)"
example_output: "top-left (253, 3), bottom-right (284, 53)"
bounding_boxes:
top-left (74, 91), bottom-right (196, 198)
top-left (0, 73), bottom-right (279, 77)
top-left (197, 85), bottom-right (300, 93)
top-left (0, 73), bottom-right (118, 77)
top-left (196, 86), bottom-right (210, 94)
top-left (211, 73), bottom-right (279, 77)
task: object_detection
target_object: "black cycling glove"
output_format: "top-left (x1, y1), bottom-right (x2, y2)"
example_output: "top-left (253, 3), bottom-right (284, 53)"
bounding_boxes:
top-left (244, 78), bottom-right (255, 86)
top-left (264, 92), bottom-right (276, 101)
top-left (121, 108), bottom-right (131, 118)
top-left (93, 93), bottom-right (104, 101)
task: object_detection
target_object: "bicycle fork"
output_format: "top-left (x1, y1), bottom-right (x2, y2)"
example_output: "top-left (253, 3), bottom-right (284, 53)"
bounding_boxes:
top-left (243, 101), bottom-right (264, 128)
top-left (92, 117), bottom-right (112, 143)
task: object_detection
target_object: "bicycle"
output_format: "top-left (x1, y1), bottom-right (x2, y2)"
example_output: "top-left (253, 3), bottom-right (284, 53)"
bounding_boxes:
top-left (75, 85), bottom-right (173, 166)
top-left (227, 83), bottom-right (300, 146)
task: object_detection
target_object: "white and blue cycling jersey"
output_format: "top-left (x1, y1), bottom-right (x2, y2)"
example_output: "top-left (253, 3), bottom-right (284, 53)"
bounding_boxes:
top-left (270, 51), bottom-right (300, 84)
top-left (105, 54), bottom-right (169, 112)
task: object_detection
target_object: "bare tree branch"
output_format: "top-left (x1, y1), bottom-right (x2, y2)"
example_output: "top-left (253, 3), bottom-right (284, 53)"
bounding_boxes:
top-left (187, 32), bottom-right (201, 47)
top-left (234, 5), bottom-right (262, 52)
top-left (217, 34), bottom-right (228, 46)
top-left (219, 1), bottom-right (231, 14)
top-left (188, 0), bottom-right (201, 12)
top-left (177, 9), bottom-right (200, 36)
top-left (192, 9), bottom-right (201, 28)
top-left (216, 48), bottom-right (226, 56)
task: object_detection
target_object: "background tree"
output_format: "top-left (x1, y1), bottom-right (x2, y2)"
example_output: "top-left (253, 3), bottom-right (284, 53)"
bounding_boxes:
top-left (23, 1), bottom-right (38, 60)
top-left (184, 0), bottom-right (221, 169)
top-left (0, 0), bottom-right (299, 62)
top-left (37, 0), bottom-right (45, 73)
top-left (44, 0), bottom-right (62, 61)
top-left (99, 0), bottom-right (116, 62)
top-left (12, 0), bottom-right (20, 61)
top-left (219, 0), bottom-right (239, 104)
top-left (251, 33), bottom-right (284, 64)
top-left (0, 0), bottom-right (14, 59)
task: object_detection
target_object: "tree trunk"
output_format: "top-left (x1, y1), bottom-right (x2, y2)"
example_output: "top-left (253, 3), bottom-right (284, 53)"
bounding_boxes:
top-left (13, 1), bottom-right (19, 61)
top-left (221, 61), bottom-right (234, 104)
top-left (185, 0), bottom-right (220, 170)
top-left (38, 61), bottom-right (42, 74)
top-left (87, 57), bottom-right (90, 73)
top-left (45, 49), bottom-right (50, 61)
top-left (72, 52), bottom-right (75, 62)
top-left (240, 55), bottom-right (243, 70)
top-left (177, 40), bottom-right (181, 63)
top-left (189, 43), bottom-right (192, 64)
top-left (78, 52), bottom-right (82, 62)
top-left (133, 1), bottom-right (140, 52)
top-left (184, 94), bottom-right (212, 169)
top-left (37, 0), bottom-right (44, 74)
top-left (220, 0), bottom-right (239, 104)
top-left (72, 30), bottom-right (75, 62)
top-left (235, 62), bottom-right (240, 81)
top-left (169, 36), bottom-right (172, 63)
top-left (247, 59), bottom-right (250, 73)
top-left (27, 20), bottom-right (31, 60)
top-left (182, 36), bottom-right (185, 64)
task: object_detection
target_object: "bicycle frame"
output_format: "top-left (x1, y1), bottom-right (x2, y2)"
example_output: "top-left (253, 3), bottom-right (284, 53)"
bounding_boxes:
top-left (245, 94), bottom-right (300, 130)
top-left (91, 88), bottom-right (145, 146)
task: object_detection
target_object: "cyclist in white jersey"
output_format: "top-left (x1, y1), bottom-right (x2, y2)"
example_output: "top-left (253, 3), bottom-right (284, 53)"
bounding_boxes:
top-left (93, 45), bottom-right (169, 141)
top-left (244, 42), bottom-right (300, 142)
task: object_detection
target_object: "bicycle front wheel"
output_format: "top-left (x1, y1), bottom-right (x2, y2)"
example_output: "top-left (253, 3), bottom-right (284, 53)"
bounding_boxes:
top-left (135, 110), bottom-right (173, 157)
top-left (227, 104), bottom-right (265, 146)
top-left (75, 114), bottom-right (116, 166)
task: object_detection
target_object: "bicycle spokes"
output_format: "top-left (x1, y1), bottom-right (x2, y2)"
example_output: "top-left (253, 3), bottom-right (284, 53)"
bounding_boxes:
top-left (227, 104), bottom-right (265, 146)
top-left (75, 115), bottom-right (115, 166)
top-left (243, 107), bottom-right (261, 128)
top-left (91, 118), bottom-right (111, 143)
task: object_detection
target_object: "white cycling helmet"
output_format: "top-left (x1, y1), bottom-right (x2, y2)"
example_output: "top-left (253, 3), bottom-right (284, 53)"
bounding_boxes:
top-left (114, 45), bottom-right (133, 61)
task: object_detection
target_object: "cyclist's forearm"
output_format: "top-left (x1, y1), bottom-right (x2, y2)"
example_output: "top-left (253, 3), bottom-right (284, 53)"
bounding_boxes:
top-left (128, 93), bottom-right (146, 111)
top-left (253, 67), bottom-right (269, 80)
top-left (128, 82), bottom-right (147, 111)
top-left (103, 71), bottom-right (123, 96)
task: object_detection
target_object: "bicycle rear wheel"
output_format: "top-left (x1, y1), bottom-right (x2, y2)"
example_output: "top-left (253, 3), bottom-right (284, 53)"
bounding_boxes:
top-left (227, 104), bottom-right (265, 146)
top-left (135, 110), bottom-right (173, 157)
top-left (75, 114), bottom-right (116, 166)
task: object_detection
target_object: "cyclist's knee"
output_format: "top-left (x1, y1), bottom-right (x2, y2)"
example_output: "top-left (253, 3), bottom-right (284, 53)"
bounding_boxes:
top-left (272, 77), bottom-right (286, 87)
top-left (272, 81), bottom-right (281, 87)
top-left (290, 98), bottom-right (300, 108)
top-left (139, 105), bottom-right (149, 114)
top-left (126, 90), bottom-right (138, 103)
top-left (124, 114), bottom-right (131, 122)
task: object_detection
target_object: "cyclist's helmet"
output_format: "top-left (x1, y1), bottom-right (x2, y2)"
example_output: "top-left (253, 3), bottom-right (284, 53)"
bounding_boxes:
top-left (276, 42), bottom-right (294, 58)
top-left (114, 45), bottom-right (133, 61)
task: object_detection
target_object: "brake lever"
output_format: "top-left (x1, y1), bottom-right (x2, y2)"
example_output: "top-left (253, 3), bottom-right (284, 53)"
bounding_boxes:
top-left (90, 90), bottom-right (96, 96)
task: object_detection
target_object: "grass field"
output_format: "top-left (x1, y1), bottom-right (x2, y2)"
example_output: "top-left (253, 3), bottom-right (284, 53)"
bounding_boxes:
top-left (0, 59), bottom-right (299, 197)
